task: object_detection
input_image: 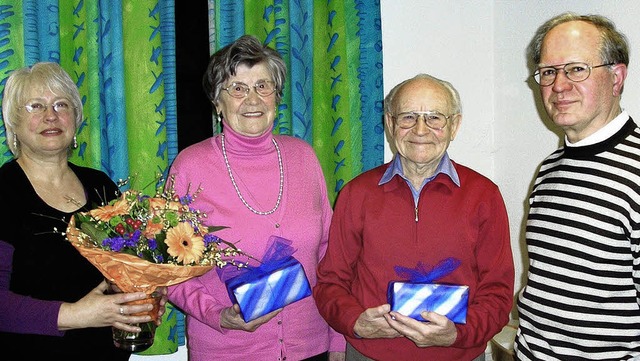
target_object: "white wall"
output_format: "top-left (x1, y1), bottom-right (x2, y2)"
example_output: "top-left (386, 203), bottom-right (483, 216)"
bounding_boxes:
top-left (381, 0), bottom-right (640, 312)
top-left (133, 2), bottom-right (640, 359)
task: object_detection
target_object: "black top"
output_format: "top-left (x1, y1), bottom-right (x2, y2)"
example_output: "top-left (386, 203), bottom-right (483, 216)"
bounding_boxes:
top-left (0, 159), bottom-right (129, 361)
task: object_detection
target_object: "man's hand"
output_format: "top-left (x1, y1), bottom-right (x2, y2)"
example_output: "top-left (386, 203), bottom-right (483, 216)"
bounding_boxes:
top-left (384, 310), bottom-right (457, 347)
top-left (353, 304), bottom-right (402, 339)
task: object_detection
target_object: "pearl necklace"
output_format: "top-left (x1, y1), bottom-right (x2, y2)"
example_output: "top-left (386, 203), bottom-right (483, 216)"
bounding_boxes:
top-left (221, 133), bottom-right (284, 216)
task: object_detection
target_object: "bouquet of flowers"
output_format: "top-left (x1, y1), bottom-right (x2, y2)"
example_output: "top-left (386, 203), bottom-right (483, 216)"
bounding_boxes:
top-left (65, 178), bottom-right (249, 294)
top-left (65, 177), bottom-right (250, 351)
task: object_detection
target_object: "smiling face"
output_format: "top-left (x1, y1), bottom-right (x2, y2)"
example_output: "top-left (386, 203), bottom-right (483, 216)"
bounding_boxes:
top-left (14, 88), bottom-right (77, 159)
top-left (215, 62), bottom-right (278, 137)
top-left (385, 77), bottom-right (461, 176)
top-left (539, 20), bottom-right (626, 142)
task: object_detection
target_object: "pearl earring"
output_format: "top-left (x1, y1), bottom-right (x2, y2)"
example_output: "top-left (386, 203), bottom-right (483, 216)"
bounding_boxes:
top-left (72, 135), bottom-right (78, 149)
top-left (13, 134), bottom-right (17, 150)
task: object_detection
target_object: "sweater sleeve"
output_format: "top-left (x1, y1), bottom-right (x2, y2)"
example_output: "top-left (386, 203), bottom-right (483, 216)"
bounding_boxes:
top-left (452, 185), bottom-right (514, 349)
top-left (0, 241), bottom-right (64, 336)
top-left (313, 183), bottom-right (366, 338)
top-left (167, 271), bottom-right (228, 333)
top-left (310, 148), bottom-right (347, 352)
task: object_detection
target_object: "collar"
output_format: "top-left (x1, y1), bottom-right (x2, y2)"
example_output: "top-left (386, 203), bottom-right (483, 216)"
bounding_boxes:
top-left (379, 152), bottom-right (460, 187)
top-left (566, 110), bottom-right (629, 147)
top-left (220, 120), bottom-right (275, 154)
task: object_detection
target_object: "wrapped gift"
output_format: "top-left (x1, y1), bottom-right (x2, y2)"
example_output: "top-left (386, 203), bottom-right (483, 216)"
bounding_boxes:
top-left (387, 282), bottom-right (468, 324)
top-left (387, 258), bottom-right (468, 324)
top-left (219, 236), bottom-right (312, 323)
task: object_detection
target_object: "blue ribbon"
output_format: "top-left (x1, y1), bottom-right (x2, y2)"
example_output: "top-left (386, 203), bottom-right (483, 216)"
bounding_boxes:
top-left (394, 257), bottom-right (461, 283)
top-left (217, 235), bottom-right (296, 282)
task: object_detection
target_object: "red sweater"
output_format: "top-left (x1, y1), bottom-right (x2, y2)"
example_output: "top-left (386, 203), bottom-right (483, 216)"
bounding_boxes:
top-left (314, 161), bottom-right (514, 360)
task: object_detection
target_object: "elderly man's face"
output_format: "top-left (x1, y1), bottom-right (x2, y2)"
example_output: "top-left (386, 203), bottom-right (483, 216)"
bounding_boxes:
top-left (385, 78), bottom-right (461, 176)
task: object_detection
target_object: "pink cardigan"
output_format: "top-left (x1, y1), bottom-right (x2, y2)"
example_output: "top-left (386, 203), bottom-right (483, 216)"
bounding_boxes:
top-left (167, 124), bottom-right (344, 360)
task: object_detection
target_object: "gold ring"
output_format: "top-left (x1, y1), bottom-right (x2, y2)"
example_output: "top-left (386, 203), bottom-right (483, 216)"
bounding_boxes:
top-left (119, 306), bottom-right (124, 315)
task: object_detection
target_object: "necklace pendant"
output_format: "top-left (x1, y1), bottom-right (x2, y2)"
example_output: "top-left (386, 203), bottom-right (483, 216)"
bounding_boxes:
top-left (275, 223), bottom-right (280, 228)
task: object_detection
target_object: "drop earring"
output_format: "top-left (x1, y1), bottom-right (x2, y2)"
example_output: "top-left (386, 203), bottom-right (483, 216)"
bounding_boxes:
top-left (72, 135), bottom-right (78, 149)
top-left (13, 134), bottom-right (17, 150)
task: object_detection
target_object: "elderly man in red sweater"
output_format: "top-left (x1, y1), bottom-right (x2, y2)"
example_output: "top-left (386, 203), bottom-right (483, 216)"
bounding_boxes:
top-left (314, 73), bottom-right (515, 361)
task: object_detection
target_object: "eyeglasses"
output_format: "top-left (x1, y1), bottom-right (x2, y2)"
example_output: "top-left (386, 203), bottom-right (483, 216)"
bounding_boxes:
top-left (222, 80), bottom-right (277, 98)
top-left (532, 62), bottom-right (615, 86)
top-left (392, 111), bottom-right (454, 130)
top-left (23, 100), bottom-right (74, 115)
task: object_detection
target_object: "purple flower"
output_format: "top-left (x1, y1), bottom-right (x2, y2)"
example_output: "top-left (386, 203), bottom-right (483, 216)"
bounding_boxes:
top-left (179, 194), bottom-right (193, 205)
top-left (204, 234), bottom-right (221, 245)
top-left (103, 236), bottom-right (126, 252)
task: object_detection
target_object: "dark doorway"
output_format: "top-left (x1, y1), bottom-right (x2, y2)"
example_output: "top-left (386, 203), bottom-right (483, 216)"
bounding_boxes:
top-left (175, 1), bottom-right (213, 151)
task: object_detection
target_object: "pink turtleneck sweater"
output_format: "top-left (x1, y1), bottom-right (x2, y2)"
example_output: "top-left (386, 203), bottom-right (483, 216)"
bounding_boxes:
top-left (167, 123), bottom-right (344, 360)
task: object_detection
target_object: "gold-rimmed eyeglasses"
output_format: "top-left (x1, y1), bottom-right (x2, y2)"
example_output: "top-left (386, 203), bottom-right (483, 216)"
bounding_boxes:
top-left (532, 62), bottom-right (615, 86)
top-left (222, 80), bottom-right (276, 98)
top-left (392, 111), bottom-right (454, 130)
top-left (23, 100), bottom-right (75, 115)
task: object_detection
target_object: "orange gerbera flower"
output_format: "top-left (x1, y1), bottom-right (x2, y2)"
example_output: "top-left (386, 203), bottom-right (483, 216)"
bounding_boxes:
top-left (143, 219), bottom-right (164, 239)
top-left (89, 196), bottom-right (130, 222)
top-left (165, 222), bottom-right (205, 264)
top-left (148, 197), bottom-right (183, 216)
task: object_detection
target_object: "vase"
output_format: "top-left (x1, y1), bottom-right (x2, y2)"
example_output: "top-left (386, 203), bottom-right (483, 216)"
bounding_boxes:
top-left (107, 281), bottom-right (161, 352)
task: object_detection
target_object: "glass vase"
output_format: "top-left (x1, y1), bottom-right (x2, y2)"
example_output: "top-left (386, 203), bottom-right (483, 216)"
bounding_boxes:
top-left (107, 281), bottom-right (161, 352)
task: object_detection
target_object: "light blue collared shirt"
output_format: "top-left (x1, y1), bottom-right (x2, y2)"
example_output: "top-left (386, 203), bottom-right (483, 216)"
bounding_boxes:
top-left (379, 152), bottom-right (460, 206)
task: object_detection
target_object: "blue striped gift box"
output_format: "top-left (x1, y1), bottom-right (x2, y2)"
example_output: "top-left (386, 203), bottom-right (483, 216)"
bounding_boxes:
top-left (387, 282), bottom-right (469, 324)
top-left (226, 257), bottom-right (312, 322)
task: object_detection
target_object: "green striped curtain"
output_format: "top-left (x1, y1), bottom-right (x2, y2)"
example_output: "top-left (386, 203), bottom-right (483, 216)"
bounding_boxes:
top-left (0, 0), bottom-right (177, 190)
top-left (0, 0), bottom-right (180, 356)
top-left (0, 0), bottom-right (383, 356)
top-left (209, 0), bottom-right (384, 203)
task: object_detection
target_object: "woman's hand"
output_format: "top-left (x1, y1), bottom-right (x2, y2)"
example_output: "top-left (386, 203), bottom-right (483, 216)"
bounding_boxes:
top-left (154, 286), bottom-right (168, 326)
top-left (58, 280), bottom-right (153, 332)
top-left (220, 304), bottom-right (282, 332)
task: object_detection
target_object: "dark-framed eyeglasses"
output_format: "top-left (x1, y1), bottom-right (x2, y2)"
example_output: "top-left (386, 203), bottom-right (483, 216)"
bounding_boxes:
top-left (392, 111), bottom-right (454, 130)
top-left (532, 62), bottom-right (615, 86)
top-left (222, 80), bottom-right (277, 98)
top-left (23, 100), bottom-right (74, 115)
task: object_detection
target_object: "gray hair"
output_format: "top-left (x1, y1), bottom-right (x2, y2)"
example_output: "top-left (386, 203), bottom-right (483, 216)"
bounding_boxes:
top-left (2, 62), bottom-right (83, 157)
top-left (384, 73), bottom-right (462, 116)
top-left (528, 12), bottom-right (629, 66)
top-left (203, 35), bottom-right (287, 111)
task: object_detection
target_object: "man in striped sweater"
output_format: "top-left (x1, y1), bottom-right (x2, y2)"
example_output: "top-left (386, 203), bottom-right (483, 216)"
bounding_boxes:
top-left (515, 12), bottom-right (640, 360)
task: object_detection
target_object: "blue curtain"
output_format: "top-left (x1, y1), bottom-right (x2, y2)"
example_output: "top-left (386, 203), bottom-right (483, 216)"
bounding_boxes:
top-left (0, 0), bottom-right (384, 356)
top-left (208, 0), bottom-right (384, 202)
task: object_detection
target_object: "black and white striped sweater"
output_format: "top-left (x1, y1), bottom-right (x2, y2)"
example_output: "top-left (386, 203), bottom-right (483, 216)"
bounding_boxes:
top-left (516, 117), bottom-right (640, 361)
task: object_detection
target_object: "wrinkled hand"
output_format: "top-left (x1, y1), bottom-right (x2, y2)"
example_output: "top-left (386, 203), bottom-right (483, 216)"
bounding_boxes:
top-left (329, 351), bottom-right (346, 361)
top-left (220, 304), bottom-right (282, 332)
top-left (58, 280), bottom-right (153, 333)
top-left (384, 310), bottom-right (457, 348)
top-left (353, 304), bottom-right (401, 339)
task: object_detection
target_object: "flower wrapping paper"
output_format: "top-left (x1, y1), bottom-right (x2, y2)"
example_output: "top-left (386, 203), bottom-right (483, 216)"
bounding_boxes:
top-left (66, 217), bottom-right (213, 295)
top-left (387, 282), bottom-right (469, 324)
top-left (219, 236), bottom-right (311, 323)
top-left (387, 258), bottom-right (468, 324)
